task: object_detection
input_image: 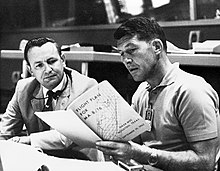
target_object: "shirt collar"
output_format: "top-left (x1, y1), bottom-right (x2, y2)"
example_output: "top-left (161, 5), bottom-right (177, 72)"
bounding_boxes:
top-left (147, 62), bottom-right (179, 91)
top-left (158, 62), bottom-right (179, 87)
top-left (42, 73), bottom-right (67, 97)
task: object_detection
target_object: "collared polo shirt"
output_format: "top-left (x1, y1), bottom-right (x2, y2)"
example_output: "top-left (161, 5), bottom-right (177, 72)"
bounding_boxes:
top-left (132, 63), bottom-right (220, 151)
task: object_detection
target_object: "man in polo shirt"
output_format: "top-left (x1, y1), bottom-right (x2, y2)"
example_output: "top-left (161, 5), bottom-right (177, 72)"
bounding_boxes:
top-left (96, 17), bottom-right (220, 171)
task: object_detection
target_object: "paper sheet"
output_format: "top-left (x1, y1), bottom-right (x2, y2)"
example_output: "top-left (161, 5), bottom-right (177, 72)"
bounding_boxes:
top-left (35, 110), bottom-right (101, 148)
top-left (36, 80), bottom-right (148, 146)
top-left (0, 141), bottom-right (124, 171)
top-left (68, 80), bottom-right (149, 142)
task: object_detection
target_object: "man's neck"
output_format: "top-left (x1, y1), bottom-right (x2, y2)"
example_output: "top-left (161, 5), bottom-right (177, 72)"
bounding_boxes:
top-left (42, 73), bottom-right (66, 96)
top-left (147, 55), bottom-right (172, 89)
top-left (53, 74), bottom-right (66, 92)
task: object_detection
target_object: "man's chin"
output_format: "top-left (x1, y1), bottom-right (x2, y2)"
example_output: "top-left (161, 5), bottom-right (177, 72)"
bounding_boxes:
top-left (132, 75), bottom-right (144, 82)
top-left (132, 77), bottom-right (139, 82)
top-left (43, 80), bottom-right (59, 89)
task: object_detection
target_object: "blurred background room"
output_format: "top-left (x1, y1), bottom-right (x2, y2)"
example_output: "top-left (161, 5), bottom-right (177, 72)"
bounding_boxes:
top-left (0, 0), bottom-right (220, 113)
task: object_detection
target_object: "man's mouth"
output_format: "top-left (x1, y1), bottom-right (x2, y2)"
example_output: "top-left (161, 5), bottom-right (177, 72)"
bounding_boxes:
top-left (44, 74), bottom-right (56, 80)
top-left (129, 68), bottom-right (138, 73)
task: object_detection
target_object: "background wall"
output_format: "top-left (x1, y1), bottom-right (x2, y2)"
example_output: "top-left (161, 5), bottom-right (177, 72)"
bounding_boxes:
top-left (1, 21), bottom-right (220, 112)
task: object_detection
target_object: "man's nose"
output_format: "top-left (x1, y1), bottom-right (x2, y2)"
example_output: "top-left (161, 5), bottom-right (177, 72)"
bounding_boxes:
top-left (123, 57), bottom-right (133, 64)
top-left (44, 63), bottom-right (52, 72)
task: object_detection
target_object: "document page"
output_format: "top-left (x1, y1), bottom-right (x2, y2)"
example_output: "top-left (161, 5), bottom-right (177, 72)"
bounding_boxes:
top-left (68, 80), bottom-right (148, 141)
top-left (36, 110), bottom-right (101, 147)
top-left (36, 80), bottom-right (149, 147)
top-left (0, 141), bottom-right (124, 171)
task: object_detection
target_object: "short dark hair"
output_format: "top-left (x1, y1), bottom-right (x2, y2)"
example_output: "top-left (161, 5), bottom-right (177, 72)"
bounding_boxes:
top-left (114, 17), bottom-right (167, 51)
top-left (24, 37), bottom-right (62, 65)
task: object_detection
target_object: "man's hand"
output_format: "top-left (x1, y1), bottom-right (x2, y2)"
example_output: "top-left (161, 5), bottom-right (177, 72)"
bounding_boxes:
top-left (96, 141), bottom-right (139, 163)
top-left (8, 136), bottom-right (31, 145)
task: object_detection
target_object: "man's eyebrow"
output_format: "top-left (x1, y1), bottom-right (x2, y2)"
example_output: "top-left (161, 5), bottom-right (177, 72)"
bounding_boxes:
top-left (46, 57), bottom-right (56, 60)
top-left (113, 42), bottom-right (136, 51)
top-left (34, 57), bottom-right (57, 64)
top-left (34, 61), bottom-right (42, 65)
top-left (125, 42), bottom-right (136, 48)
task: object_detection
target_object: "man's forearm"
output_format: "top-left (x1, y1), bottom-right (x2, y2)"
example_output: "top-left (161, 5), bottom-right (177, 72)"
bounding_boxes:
top-left (132, 145), bottom-right (214, 171)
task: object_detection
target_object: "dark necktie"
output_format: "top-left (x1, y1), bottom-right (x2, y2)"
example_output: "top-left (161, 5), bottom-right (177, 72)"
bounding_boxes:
top-left (43, 90), bottom-right (63, 111)
top-left (43, 75), bottom-right (69, 111)
top-left (41, 90), bottom-right (65, 130)
top-left (41, 77), bottom-right (68, 130)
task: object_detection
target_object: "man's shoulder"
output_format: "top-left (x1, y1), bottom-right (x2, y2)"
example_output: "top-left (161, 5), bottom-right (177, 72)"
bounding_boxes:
top-left (16, 77), bottom-right (38, 91)
top-left (17, 77), bottom-right (35, 85)
top-left (66, 67), bottom-right (97, 84)
top-left (175, 70), bottom-right (218, 100)
top-left (176, 70), bottom-right (210, 90)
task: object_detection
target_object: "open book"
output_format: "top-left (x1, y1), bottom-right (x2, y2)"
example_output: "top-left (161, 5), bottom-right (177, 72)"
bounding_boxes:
top-left (36, 80), bottom-right (149, 147)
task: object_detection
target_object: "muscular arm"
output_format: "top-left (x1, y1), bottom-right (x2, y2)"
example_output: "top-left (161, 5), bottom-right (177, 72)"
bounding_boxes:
top-left (96, 137), bottom-right (218, 171)
top-left (138, 138), bottom-right (217, 171)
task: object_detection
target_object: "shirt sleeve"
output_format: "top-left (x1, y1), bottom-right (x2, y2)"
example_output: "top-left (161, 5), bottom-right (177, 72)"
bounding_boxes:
top-left (30, 130), bottom-right (74, 150)
top-left (0, 84), bottom-right (24, 138)
top-left (177, 79), bottom-right (219, 142)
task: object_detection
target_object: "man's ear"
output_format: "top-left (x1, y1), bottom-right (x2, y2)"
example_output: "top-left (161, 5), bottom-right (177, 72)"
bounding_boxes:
top-left (27, 65), bottom-right (33, 76)
top-left (151, 39), bottom-right (163, 55)
top-left (61, 53), bottom-right (66, 67)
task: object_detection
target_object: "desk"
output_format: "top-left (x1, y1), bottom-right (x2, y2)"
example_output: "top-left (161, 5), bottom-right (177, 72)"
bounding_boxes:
top-left (1, 50), bottom-right (220, 77)
top-left (168, 53), bottom-right (220, 67)
top-left (0, 50), bottom-right (121, 62)
top-left (1, 50), bottom-right (220, 65)
top-left (1, 50), bottom-right (220, 107)
top-left (0, 50), bottom-right (121, 76)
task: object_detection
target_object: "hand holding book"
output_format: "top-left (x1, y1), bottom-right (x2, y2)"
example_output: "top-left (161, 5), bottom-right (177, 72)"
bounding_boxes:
top-left (36, 81), bottom-right (149, 147)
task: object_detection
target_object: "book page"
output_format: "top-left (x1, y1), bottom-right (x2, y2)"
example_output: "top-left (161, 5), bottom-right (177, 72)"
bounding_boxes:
top-left (35, 110), bottom-right (101, 147)
top-left (0, 141), bottom-right (124, 171)
top-left (68, 80), bottom-right (148, 141)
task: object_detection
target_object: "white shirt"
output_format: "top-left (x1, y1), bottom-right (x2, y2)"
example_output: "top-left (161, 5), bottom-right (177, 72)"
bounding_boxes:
top-left (42, 73), bottom-right (67, 108)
